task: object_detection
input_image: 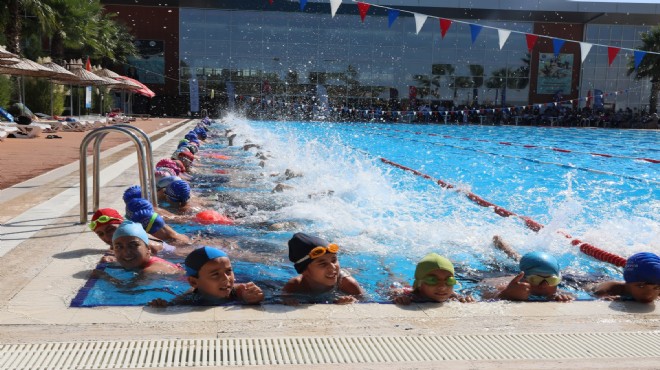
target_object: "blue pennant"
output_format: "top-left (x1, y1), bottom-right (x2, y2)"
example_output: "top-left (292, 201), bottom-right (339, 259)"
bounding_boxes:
top-left (634, 50), bottom-right (647, 70)
top-left (553, 39), bottom-right (566, 56)
top-left (300, 0), bottom-right (307, 11)
top-left (470, 24), bottom-right (483, 44)
top-left (388, 9), bottom-right (400, 28)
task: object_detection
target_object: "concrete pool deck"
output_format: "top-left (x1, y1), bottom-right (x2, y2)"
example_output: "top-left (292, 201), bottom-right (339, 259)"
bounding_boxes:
top-left (0, 120), bottom-right (658, 369)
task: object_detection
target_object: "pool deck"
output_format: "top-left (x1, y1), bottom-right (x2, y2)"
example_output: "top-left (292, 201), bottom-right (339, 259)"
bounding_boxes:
top-left (0, 120), bottom-right (658, 369)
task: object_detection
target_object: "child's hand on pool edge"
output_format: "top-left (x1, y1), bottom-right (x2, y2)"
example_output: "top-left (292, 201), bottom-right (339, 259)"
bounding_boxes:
top-left (452, 293), bottom-right (476, 303)
top-left (235, 282), bottom-right (264, 304)
top-left (334, 295), bottom-right (358, 305)
top-left (552, 293), bottom-right (575, 302)
top-left (148, 298), bottom-right (170, 308)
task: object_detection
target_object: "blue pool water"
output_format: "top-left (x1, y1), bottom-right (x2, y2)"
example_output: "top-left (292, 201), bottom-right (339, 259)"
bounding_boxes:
top-left (72, 116), bottom-right (659, 306)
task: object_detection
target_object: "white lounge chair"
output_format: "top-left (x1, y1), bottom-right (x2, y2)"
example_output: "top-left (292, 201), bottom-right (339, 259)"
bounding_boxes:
top-left (1, 123), bottom-right (43, 138)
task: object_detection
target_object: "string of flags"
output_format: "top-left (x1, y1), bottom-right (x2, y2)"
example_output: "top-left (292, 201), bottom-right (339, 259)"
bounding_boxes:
top-left (270, 0), bottom-right (658, 69)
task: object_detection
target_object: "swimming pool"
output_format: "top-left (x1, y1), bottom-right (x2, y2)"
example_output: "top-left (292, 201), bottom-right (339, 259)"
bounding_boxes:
top-left (73, 117), bottom-right (659, 306)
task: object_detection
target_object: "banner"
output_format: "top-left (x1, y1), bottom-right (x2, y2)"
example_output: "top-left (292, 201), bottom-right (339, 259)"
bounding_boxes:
top-left (537, 53), bottom-right (573, 95)
top-left (189, 78), bottom-right (199, 113)
top-left (226, 81), bottom-right (235, 110)
top-left (85, 86), bottom-right (92, 109)
top-left (593, 89), bottom-right (604, 110)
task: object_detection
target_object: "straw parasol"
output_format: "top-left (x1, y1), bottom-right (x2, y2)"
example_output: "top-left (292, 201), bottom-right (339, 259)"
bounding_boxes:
top-left (0, 57), bottom-right (19, 66)
top-left (41, 61), bottom-right (79, 82)
top-left (0, 58), bottom-right (57, 78)
top-left (0, 45), bottom-right (18, 59)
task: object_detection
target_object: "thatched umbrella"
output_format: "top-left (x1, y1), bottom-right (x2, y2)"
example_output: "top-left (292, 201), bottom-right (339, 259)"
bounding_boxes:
top-left (0, 45), bottom-right (18, 59)
top-left (0, 57), bottom-right (19, 66)
top-left (0, 58), bottom-right (57, 117)
top-left (41, 61), bottom-right (81, 117)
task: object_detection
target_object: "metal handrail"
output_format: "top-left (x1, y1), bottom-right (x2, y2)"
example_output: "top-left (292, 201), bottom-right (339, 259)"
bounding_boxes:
top-left (79, 125), bottom-right (157, 224)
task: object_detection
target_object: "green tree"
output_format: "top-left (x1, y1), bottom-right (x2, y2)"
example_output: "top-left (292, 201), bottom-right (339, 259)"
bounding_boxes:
top-left (1, 0), bottom-right (55, 55)
top-left (486, 68), bottom-right (508, 105)
top-left (627, 25), bottom-right (660, 114)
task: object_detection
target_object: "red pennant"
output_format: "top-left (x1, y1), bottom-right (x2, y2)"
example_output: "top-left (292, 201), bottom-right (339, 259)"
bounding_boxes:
top-left (85, 57), bottom-right (92, 72)
top-left (607, 47), bottom-right (621, 66)
top-left (440, 18), bottom-right (452, 38)
top-left (268, 0), bottom-right (273, 4)
top-left (357, 2), bottom-right (370, 22)
top-left (525, 34), bottom-right (538, 52)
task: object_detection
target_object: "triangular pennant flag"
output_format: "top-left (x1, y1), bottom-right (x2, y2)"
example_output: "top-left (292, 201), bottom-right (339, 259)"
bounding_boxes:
top-left (85, 57), bottom-right (92, 72)
top-left (414, 13), bottom-right (427, 34)
top-left (440, 18), bottom-right (452, 39)
top-left (268, 0), bottom-right (273, 4)
top-left (552, 38), bottom-right (565, 56)
top-left (300, 0), bottom-right (307, 11)
top-left (357, 2), bottom-right (370, 22)
top-left (579, 42), bottom-right (593, 62)
top-left (607, 46), bottom-right (621, 66)
top-left (330, 0), bottom-right (341, 17)
top-left (634, 50), bottom-right (647, 70)
top-left (387, 9), bottom-right (399, 27)
top-left (498, 29), bottom-right (511, 50)
top-left (470, 24), bottom-right (483, 44)
top-left (525, 34), bottom-right (539, 52)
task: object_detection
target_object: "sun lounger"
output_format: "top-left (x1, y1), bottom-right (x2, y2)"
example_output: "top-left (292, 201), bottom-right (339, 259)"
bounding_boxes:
top-left (1, 122), bottom-right (44, 138)
top-left (0, 125), bottom-right (19, 141)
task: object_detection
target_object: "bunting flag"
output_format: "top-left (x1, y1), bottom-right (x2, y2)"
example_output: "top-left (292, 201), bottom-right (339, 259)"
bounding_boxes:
top-left (268, 0), bottom-right (273, 4)
top-left (387, 9), bottom-right (399, 27)
top-left (330, 0), bottom-right (342, 17)
top-left (85, 57), bottom-right (92, 72)
top-left (608, 46), bottom-right (621, 66)
top-left (439, 18), bottom-right (452, 39)
top-left (470, 24), bottom-right (483, 44)
top-left (634, 50), bottom-right (646, 70)
top-left (357, 2), bottom-right (370, 22)
top-left (525, 34), bottom-right (539, 52)
top-left (579, 42), bottom-right (593, 62)
top-left (497, 29), bottom-right (510, 50)
top-left (414, 13), bottom-right (427, 34)
top-left (300, 0), bottom-right (307, 11)
top-left (552, 38), bottom-right (565, 56)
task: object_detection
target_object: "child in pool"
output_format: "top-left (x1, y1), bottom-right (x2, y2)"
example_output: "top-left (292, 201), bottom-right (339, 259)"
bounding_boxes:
top-left (282, 233), bottom-right (364, 305)
top-left (149, 246), bottom-right (264, 307)
top-left (590, 252), bottom-right (660, 303)
top-left (111, 221), bottom-right (183, 275)
top-left (392, 253), bottom-right (475, 304)
top-left (482, 245), bottom-right (574, 302)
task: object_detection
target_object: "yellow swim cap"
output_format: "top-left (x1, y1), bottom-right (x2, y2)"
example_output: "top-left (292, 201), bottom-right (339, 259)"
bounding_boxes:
top-left (413, 253), bottom-right (455, 289)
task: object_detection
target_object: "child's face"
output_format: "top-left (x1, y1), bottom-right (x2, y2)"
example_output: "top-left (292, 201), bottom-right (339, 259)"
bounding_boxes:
top-left (418, 269), bottom-right (455, 302)
top-left (95, 223), bottom-right (119, 246)
top-left (626, 282), bottom-right (660, 303)
top-left (112, 236), bottom-right (151, 270)
top-left (189, 257), bottom-right (235, 299)
top-left (527, 275), bottom-right (559, 297)
top-left (302, 253), bottom-right (340, 287)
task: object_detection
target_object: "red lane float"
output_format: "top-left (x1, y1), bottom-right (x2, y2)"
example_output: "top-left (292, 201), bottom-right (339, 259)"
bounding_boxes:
top-left (195, 210), bottom-right (234, 225)
top-left (214, 169), bottom-right (229, 174)
top-left (380, 157), bottom-right (628, 266)
top-left (204, 154), bottom-right (231, 160)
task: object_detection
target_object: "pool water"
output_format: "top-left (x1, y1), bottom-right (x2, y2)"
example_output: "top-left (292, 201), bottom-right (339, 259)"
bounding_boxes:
top-left (72, 116), bottom-right (659, 306)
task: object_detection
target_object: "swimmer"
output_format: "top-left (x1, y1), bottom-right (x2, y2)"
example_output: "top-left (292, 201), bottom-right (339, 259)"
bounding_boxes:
top-left (110, 221), bottom-right (183, 274)
top-left (282, 233), bottom-right (363, 305)
top-left (124, 196), bottom-right (192, 246)
top-left (272, 183), bottom-right (294, 193)
top-left (590, 252), bottom-right (660, 303)
top-left (391, 253), bottom-right (475, 304)
top-left (149, 246), bottom-right (264, 307)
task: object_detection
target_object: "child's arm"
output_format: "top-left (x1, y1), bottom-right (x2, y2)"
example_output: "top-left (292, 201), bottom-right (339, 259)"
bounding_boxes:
top-left (590, 281), bottom-right (626, 300)
top-left (234, 282), bottom-right (265, 304)
top-left (496, 272), bottom-right (531, 301)
top-left (391, 286), bottom-right (414, 305)
top-left (336, 276), bottom-right (364, 305)
top-left (282, 276), bottom-right (303, 306)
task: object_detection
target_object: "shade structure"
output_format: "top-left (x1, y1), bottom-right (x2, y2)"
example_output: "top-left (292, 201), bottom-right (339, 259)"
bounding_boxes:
top-left (41, 62), bottom-right (79, 82)
top-left (64, 64), bottom-right (114, 86)
top-left (93, 66), bottom-right (121, 79)
top-left (0, 57), bottom-right (19, 66)
top-left (0, 58), bottom-right (57, 78)
top-left (114, 75), bottom-right (155, 98)
top-left (0, 45), bottom-right (18, 59)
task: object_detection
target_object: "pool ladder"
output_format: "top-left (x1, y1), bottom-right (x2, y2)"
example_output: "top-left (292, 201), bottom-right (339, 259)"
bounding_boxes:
top-left (79, 124), bottom-right (157, 224)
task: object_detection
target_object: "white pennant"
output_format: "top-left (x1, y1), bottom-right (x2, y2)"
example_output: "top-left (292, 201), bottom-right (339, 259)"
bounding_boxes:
top-left (414, 13), bottom-right (428, 34)
top-left (497, 29), bottom-right (511, 50)
top-left (580, 42), bottom-right (593, 62)
top-left (330, 0), bottom-right (342, 18)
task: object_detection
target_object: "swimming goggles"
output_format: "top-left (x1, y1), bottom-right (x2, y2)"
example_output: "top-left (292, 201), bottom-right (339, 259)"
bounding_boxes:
top-left (526, 274), bottom-right (561, 287)
top-left (420, 275), bottom-right (458, 286)
top-left (295, 243), bottom-right (339, 264)
top-left (88, 215), bottom-right (121, 230)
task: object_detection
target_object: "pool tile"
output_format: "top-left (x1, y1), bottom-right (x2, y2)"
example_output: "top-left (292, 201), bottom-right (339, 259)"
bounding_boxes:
top-left (283, 303), bottom-right (358, 320)
top-left (139, 305), bottom-right (216, 322)
top-left (215, 305), bottom-right (292, 321)
top-left (353, 303), bottom-right (428, 318)
top-left (68, 307), bottom-right (143, 324)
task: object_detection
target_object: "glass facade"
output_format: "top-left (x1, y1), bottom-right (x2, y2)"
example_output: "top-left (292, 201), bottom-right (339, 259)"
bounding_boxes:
top-left (580, 24), bottom-right (652, 111)
top-left (180, 8), bottom-right (534, 109)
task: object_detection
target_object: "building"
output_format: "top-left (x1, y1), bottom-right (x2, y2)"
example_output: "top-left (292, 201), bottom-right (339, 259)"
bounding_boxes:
top-left (102, 0), bottom-right (660, 115)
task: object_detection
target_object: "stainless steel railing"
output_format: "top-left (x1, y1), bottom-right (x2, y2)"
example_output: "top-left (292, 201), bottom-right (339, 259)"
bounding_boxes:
top-left (79, 125), bottom-right (157, 224)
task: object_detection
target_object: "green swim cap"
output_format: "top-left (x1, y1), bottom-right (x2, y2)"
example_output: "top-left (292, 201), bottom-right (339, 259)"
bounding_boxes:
top-left (413, 253), bottom-right (455, 289)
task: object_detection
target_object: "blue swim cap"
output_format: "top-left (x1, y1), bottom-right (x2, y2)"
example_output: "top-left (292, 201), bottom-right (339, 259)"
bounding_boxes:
top-left (164, 179), bottom-right (191, 203)
top-left (112, 220), bottom-right (150, 245)
top-left (184, 246), bottom-right (228, 277)
top-left (624, 252), bottom-right (660, 284)
top-left (130, 208), bottom-right (165, 234)
top-left (123, 185), bottom-right (142, 204)
top-left (519, 251), bottom-right (560, 276)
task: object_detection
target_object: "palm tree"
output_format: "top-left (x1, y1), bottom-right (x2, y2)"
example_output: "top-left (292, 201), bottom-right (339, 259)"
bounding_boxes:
top-left (627, 25), bottom-right (660, 114)
top-left (2, 0), bottom-right (55, 55)
top-left (486, 68), bottom-right (508, 106)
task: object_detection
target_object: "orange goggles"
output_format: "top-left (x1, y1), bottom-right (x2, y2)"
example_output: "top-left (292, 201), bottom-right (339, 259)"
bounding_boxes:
top-left (295, 243), bottom-right (339, 264)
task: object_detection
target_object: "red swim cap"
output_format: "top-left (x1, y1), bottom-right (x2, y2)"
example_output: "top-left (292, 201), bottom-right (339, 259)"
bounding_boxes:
top-left (90, 208), bottom-right (124, 230)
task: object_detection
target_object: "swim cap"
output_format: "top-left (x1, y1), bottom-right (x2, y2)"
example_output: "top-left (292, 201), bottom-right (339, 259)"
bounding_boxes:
top-left (185, 246), bottom-right (228, 277)
top-left (413, 253), bottom-right (455, 289)
top-left (519, 251), bottom-right (560, 276)
top-left (624, 252), bottom-right (660, 284)
top-left (186, 144), bottom-right (199, 154)
top-left (156, 159), bottom-right (181, 175)
top-left (164, 179), bottom-right (191, 203)
top-left (178, 139), bottom-right (189, 146)
top-left (126, 197), bottom-right (153, 215)
top-left (154, 167), bottom-right (177, 179)
top-left (90, 208), bottom-right (124, 231)
top-left (178, 150), bottom-right (195, 162)
top-left (122, 185), bottom-right (143, 204)
top-left (112, 220), bottom-right (149, 245)
top-left (157, 175), bottom-right (181, 190)
top-left (130, 208), bottom-right (165, 234)
top-left (173, 160), bottom-right (187, 173)
top-left (288, 232), bottom-right (332, 273)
